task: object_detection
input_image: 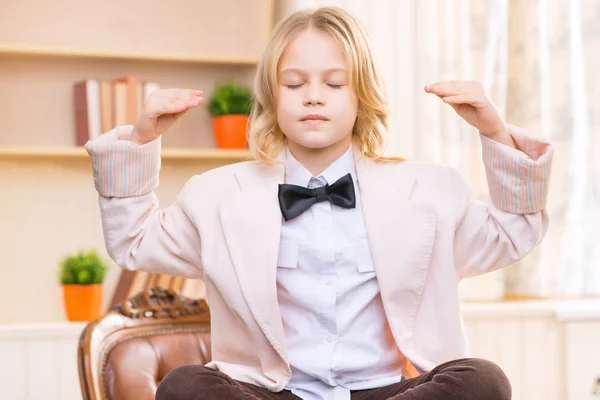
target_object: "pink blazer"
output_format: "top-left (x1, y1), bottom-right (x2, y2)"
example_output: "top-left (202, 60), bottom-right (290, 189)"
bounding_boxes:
top-left (85, 124), bottom-right (553, 391)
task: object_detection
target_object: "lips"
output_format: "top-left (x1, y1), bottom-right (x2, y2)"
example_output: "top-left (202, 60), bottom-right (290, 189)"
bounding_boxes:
top-left (300, 114), bottom-right (329, 121)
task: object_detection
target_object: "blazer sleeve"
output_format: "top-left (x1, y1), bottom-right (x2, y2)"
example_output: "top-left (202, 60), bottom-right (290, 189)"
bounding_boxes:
top-left (85, 125), bottom-right (203, 279)
top-left (452, 124), bottom-right (554, 279)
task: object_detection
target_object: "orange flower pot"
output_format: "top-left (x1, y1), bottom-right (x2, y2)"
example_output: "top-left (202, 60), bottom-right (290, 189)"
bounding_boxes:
top-left (62, 284), bottom-right (103, 322)
top-left (213, 115), bottom-right (249, 149)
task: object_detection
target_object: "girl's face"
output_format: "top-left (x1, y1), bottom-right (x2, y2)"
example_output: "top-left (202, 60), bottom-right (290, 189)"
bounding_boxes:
top-left (277, 28), bottom-right (358, 155)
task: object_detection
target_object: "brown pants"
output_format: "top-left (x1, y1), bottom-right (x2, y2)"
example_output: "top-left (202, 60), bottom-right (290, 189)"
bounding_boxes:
top-left (155, 358), bottom-right (511, 400)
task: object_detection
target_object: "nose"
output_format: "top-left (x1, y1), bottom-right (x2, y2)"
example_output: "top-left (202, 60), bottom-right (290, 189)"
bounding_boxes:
top-left (303, 83), bottom-right (325, 106)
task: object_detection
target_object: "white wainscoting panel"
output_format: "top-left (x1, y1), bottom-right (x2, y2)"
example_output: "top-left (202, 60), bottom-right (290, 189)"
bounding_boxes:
top-left (462, 305), bottom-right (564, 400)
top-left (563, 321), bottom-right (600, 399)
top-left (2, 300), bottom-right (600, 400)
top-left (0, 322), bottom-right (86, 400)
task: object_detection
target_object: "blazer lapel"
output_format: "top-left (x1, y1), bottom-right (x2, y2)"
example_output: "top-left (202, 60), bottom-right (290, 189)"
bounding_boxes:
top-left (355, 153), bottom-right (437, 351)
top-left (218, 155), bottom-right (289, 364)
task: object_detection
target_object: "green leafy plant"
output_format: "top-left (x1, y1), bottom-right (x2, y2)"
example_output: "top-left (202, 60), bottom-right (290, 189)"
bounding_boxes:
top-left (207, 82), bottom-right (252, 117)
top-left (59, 249), bottom-right (109, 285)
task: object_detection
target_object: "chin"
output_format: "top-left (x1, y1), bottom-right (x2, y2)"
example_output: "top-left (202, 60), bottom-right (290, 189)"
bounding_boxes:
top-left (288, 131), bottom-right (342, 150)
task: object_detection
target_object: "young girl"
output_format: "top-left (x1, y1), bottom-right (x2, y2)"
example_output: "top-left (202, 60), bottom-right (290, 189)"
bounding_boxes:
top-left (85, 7), bottom-right (553, 400)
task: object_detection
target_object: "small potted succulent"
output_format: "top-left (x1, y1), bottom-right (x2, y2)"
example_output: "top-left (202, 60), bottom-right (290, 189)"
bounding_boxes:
top-left (207, 82), bottom-right (252, 149)
top-left (59, 249), bottom-right (109, 321)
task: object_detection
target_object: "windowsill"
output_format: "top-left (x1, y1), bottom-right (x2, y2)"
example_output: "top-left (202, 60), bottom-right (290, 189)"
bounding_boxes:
top-left (461, 298), bottom-right (600, 321)
top-left (1, 298), bottom-right (600, 334)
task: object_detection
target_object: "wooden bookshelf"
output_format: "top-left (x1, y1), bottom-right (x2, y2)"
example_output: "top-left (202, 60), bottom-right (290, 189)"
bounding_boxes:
top-left (0, 0), bottom-right (274, 66)
top-left (0, 0), bottom-right (274, 150)
top-left (0, 146), bottom-right (252, 161)
top-left (0, 44), bottom-right (261, 65)
top-left (0, 0), bottom-right (274, 325)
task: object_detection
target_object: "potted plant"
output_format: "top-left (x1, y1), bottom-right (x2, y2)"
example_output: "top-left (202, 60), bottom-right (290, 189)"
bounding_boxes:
top-left (207, 82), bottom-right (252, 149)
top-left (59, 249), bottom-right (109, 322)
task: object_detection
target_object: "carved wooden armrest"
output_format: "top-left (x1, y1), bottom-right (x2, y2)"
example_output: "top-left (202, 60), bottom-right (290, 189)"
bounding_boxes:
top-left (115, 286), bottom-right (209, 320)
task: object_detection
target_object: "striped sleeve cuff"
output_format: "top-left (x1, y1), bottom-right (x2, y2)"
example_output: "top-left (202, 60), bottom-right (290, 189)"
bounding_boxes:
top-left (480, 124), bottom-right (554, 214)
top-left (84, 125), bottom-right (162, 198)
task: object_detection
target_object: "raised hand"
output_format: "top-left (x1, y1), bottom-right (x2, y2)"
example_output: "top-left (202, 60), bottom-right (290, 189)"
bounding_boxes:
top-left (424, 80), bottom-right (509, 141)
top-left (130, 88), bottom-right (204, 145)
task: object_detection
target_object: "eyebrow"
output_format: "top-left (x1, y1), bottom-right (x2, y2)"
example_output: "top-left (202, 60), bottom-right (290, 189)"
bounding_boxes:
top-left (279, 67), bottom-right (348, 75)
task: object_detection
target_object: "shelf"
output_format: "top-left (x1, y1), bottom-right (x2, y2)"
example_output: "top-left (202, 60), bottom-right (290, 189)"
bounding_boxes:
top-left (0, 44), bottom-right (261, 65)
top-left (0, 146), bottom-right (253, 161)
top-left (0, 321), bottom-right (86, 340)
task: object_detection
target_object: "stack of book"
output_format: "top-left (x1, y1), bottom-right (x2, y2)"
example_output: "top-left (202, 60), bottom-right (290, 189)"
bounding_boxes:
top-left (74, 76), bottom-right (160, 146)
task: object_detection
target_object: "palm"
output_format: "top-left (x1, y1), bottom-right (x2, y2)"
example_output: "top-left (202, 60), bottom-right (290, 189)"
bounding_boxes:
top-left (155, 109), bottom-right (188, 136)
top-left (448, 102), bottom-right (483, 129)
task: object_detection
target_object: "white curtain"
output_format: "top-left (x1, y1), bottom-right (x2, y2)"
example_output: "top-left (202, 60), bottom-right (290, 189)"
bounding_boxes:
top-left (274, 0), bottom-right (600, 300)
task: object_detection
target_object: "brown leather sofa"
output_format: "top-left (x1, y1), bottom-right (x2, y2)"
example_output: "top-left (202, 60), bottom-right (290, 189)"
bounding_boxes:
top-left (77, 287), bottom-right (212, 400)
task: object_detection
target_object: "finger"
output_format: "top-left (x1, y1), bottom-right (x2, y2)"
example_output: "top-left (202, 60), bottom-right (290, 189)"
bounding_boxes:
top-left (158, 88), bottom-right (203, 100)
top-left (441, 95), bottom-right (471, 104)
top-left (430, 80), bottom-right (473, 87)
top-left (164, 95), bottom-right (203, 112)
top-left (167, 89), bottom-right (202, 102)
top-left (442, 94), bottom-right (487, 108)
top-left (160, 91), bottom-right (203, 108)
top-left (426, 80), bottom-right (463, 88)
top-left (146, 90), bottom-right (203, 118)
top-left (169, 98), bottom-right (188, 110)
top-left (148, 98), bottom-right (186, 117)
top-left (425, 80), bottom-right (474, 91)
top-left (425, 84), bottom-right (462, 96)
top-left (181, 89), bottom-right (203, 100)
top-left (185, 96), bottom-right (204, 107)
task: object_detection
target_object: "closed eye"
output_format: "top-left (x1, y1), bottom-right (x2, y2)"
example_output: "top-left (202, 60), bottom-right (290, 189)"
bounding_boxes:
top-left (285, 83), bottom-right (343, 89)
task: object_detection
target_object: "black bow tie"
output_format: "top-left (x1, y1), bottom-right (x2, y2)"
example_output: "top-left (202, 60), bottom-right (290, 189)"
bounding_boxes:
top-left (278, 173), bottom-right (356, 221)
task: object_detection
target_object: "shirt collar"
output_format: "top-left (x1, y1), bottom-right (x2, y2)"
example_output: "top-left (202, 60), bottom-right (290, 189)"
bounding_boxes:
top-left (285, 144), bottom-right (356, 187)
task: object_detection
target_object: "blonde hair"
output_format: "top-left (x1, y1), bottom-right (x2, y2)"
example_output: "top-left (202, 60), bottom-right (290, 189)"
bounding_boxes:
top-left (248, 6), bottom-right (404, 164)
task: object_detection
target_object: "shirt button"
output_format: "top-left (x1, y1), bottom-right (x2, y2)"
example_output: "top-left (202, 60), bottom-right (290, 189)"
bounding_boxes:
top-left (325, 279), bottom-right (333, 285)
top-left (327, 335), bottom-right (336, 343)
top-left (322, 222), bottom-right (328, 230)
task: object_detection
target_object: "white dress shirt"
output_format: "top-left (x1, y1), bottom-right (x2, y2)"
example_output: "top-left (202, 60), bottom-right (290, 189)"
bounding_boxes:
top-left (276, 145), bottom-right (404, 400)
